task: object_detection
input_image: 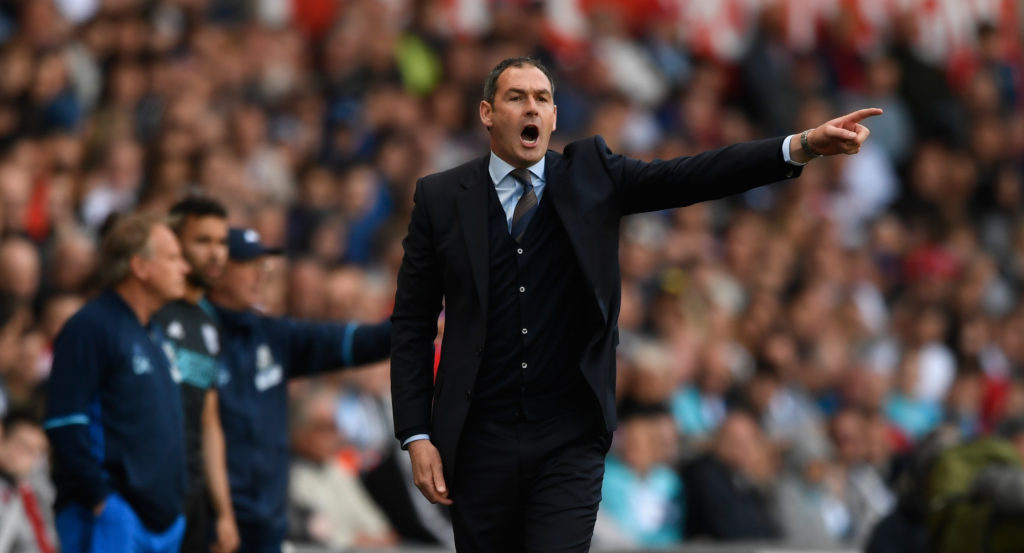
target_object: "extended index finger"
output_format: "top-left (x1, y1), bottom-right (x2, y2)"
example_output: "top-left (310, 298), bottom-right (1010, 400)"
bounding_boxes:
top-left (842, 108), bottom-right (883, 124)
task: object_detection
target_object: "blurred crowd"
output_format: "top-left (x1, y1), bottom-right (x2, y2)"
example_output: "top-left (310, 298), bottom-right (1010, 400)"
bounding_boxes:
top-left (0, 0), bottom-right (1024, 550)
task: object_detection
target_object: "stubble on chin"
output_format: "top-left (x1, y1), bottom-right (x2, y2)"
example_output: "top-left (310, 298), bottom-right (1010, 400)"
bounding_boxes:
top-left (186, 271), bottom-right (213, 290)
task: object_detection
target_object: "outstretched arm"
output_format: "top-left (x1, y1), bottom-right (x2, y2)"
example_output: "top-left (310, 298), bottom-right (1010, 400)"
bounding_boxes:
top-left (611, 107), bottom-right (883, 215)
top-left (279, 318), bottom-right (392, 379)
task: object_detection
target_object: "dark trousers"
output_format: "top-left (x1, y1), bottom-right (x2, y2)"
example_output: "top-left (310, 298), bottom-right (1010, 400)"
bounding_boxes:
top-left (236, 518), bottom-right (286, 553)
top-left (180, 488), bottom-right (210, 553)
top-left (450, 409), bottom-right (611, 553)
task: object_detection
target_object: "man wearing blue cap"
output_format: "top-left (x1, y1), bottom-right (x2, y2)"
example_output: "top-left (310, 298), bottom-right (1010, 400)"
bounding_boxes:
top-left (207, 227), bottom-right (392, 553)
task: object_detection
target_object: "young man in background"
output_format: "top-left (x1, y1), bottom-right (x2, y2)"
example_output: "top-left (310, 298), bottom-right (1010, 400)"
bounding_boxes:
top-left (153, 196), bottom-right (239, 553)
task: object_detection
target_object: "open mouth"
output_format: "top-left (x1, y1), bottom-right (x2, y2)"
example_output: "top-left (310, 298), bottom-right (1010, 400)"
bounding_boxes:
top-left (520, 124), bottom-right (539, 146)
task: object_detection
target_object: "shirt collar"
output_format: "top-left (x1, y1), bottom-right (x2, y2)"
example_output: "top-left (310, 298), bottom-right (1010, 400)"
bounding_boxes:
top-left (104, 288), bottom-right (145, 326)
top-left (488, 152), bottom-right (545, 187)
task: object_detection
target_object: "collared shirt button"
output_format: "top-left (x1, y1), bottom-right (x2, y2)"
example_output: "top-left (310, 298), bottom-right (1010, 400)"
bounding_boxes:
top-left (521, 362), bottom-right (528, 368)
top-left (519, 286), bottom-right (525, 293)
top-left (521, 328), bottom-right (528, 335)
top-left (517, 248), bottom-right (524, 255)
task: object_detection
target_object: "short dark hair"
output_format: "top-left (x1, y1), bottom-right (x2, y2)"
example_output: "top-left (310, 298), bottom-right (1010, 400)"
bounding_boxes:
top-left (482, 57), bottom-right (554, 105)
top-left (168, 195), bottom-right (227, 236)
top-left (2, 409), bottom-right (40, 437)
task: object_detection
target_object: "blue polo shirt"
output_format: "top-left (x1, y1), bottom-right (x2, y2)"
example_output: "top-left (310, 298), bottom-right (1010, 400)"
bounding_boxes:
top-left (44, 290), bottom-right (186, 532)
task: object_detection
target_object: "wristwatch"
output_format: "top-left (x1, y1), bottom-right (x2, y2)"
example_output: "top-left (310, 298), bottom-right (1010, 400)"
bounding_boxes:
top-left (800, 129), bottom-right (822, 158)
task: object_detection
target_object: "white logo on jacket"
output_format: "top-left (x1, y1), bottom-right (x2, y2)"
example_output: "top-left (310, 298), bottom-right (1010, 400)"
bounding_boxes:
top-left (167, 320), bottom-right (185, 340)
top-left (201, 323), bottom-right (220, 355)
top-left (161, 342), bottom-right (182, 383)
top-left (131, 343), bottom-right (152, 375)
top-left (254, 344), bottom-right (282, 391)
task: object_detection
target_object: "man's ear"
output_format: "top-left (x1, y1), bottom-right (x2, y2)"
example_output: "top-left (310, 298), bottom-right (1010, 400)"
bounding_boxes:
top-left (129, 254), bottom-right (148, 281)
top-left (479, 100), bottom-right (493, 130)
top-left (553, 104), bottom-right (557, 132)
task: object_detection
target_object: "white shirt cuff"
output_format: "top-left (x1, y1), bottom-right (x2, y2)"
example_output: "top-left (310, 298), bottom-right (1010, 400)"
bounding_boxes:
top-left (782, 134), bottom-right (808, 166)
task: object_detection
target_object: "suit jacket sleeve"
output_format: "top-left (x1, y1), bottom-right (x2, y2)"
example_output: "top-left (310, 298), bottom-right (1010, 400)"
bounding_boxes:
top-left (390, 179), bottom-right (444, 443)
top-left (593, 136), bottom-right (800, 215)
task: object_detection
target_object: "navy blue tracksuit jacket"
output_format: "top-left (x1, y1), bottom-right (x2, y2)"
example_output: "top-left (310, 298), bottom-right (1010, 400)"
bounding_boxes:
top-left (45, 290), bottom-right (186, 532)
top-left (210, 304), bottom-right (391, 529)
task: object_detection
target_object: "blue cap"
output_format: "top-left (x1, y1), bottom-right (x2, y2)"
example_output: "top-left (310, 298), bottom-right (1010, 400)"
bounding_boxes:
top-left (228, 228), bottom-right (281, 261)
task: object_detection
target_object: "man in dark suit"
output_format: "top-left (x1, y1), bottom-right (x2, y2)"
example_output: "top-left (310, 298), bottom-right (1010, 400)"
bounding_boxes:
top-left (391, 56), bottom-right (880, 552)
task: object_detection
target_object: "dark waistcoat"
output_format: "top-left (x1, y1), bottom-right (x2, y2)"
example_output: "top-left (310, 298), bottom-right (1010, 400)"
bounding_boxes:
top-left (470, 180), bottom-right (595, 422)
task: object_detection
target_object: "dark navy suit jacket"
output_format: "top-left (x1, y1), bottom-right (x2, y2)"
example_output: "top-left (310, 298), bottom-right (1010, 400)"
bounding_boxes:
top-left (391, 135), bottom-right (801, 482)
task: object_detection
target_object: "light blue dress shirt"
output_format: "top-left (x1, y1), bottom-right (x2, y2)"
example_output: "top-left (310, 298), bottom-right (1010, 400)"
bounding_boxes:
top-left (488, 153), bottom-right (547, 231)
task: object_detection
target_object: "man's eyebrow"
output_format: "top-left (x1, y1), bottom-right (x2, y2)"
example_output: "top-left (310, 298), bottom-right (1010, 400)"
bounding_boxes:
top-left (504, 87), bottom-right (552, 97)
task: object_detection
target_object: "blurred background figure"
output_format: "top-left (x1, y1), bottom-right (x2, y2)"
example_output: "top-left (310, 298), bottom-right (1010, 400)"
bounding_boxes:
top-left (828, 408), bottom-right (896, 545)
top-left (287, 388), bottom-right (396, 550)
top-left (595, 399), bottom-right (682, 548)
top-left (682, 411), bottom-right (782, 541)
top-left (775, 433), bottom-right (850, 548)
top-left (0, 411), bottom-right (55, 553)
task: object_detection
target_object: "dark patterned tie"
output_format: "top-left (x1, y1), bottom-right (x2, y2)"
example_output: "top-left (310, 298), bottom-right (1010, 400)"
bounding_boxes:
top-left (510, 168), bottom-right (538, 242)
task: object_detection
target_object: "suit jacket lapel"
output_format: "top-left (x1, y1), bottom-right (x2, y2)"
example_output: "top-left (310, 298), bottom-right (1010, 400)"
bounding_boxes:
top-left (545, 151), bottom-right (608, 324)
top-left (456, 158), bottom-right (490, 317)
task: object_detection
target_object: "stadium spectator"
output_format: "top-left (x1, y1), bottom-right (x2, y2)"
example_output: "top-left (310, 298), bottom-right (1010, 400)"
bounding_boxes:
top-left (287, 388), bottom-right (396, 549)
top-left (351, 363), bottom-right (457, 547)
top-left (43, 230), bottom-right (96, 297)
top-left (829, 408), bottom-right (896, 545)
top-left (775, 434), bottom-right (850, 548)
top-left (671, 339), bottom-right (736, 440)
top-left (0, 237), bottom-right (40, 304)
top-left (597, 400), bottom-right (683, 547)
top-left (0, 292), bottom-right (27, 415)
top-left (865, 426), bottom-right (960, 553)
top-left (682, 411), bottom-right (782, 541)
top-left (0, 410), bottom-right (55, 553)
